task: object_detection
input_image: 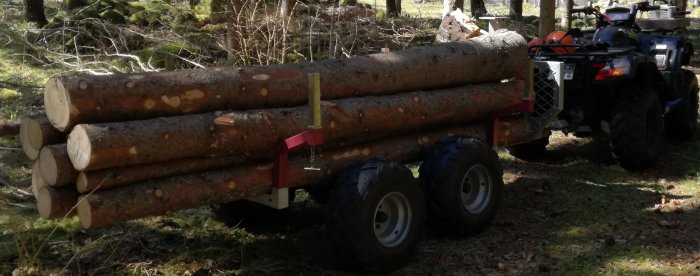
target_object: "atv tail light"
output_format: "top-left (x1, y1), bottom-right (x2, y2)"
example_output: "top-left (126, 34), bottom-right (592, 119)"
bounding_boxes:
top-left (594, 58), bottom-right (630, 81)
top-left (654, 54), bottom-right (668, 70)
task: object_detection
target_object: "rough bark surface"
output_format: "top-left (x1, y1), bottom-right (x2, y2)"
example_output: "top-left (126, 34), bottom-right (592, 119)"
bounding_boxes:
top-left (76, 118), bottom-right (531, 229)
top-left (77, 155), bottom-right (245, 193)
top-left (0, 122), bottom-right (19, 137)
top-left (39, 144), bottom-right (78, 187)
top-left (539, 0), bottom-right (556, 37)
top-left (37, 186), bottom-right (79, 219)
top-left (67, 81), bottom-right (524, 171)
top-left (20, 114), bottom-right (64, 160)
top-left (44, 31), bottom-right (527, 130)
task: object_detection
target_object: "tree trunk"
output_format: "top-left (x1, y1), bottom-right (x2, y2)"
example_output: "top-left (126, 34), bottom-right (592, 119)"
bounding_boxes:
top-left (539, 0), bottom-right (555, 37)
top-left (37, 186), bottom-right (78, 219)
top-left (0, 122), bottom-right (20, 137)
top-left (279, 0), bottom-right (296, 17)
top-left (39, 144), bottom-right (78, 187)
top-left (561, 0), bottom-right (572, 30)
top-left (20, 114), bottom-right (64, 160)
top-left (442, 0), bottom-right (464, 18)
top-left (67, 81), bottom-right (524, 171)
top-left (509, 0), bottom-right (523, 19)
top-left (44, 31), bottom-right (527, 131)
top-left (77, 155), bottom-right (245, 193)
top-left (24, 0), bottom-right (48, 27)
top-left (76, 118), bottom-right (531, 229)
top-left (470, 0), bottom-right (487, 18)
top-left (386, 0), bottom-right (401, 16)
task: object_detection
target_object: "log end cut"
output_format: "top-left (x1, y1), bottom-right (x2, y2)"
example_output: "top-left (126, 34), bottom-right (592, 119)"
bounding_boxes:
top-left (67, 125), bottom-right (92, 171)
top-left (31, 162), bottom-right (45, 196)
top-left (20, 117), bottom-right (43, 160)
top-left (37, 186), bottom-right (78, 219)
top-left (76, 196), bottom-right (93, 229)
top-left (44, 77), bottom-right (73, 131)
top-left (39, 146), bottom-right (59, 185)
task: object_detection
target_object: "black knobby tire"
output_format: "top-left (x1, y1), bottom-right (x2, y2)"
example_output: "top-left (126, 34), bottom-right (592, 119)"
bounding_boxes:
top-left (665, 69), bottom-right (699, 140)
top-left (418, 137), bottom-right (504, 236)
top-left (609, 85), bottom-right (664, 171)
top-left (326, 159), bottom-right (425, 273)
top-left (507, 135), bottom-right (550, 159)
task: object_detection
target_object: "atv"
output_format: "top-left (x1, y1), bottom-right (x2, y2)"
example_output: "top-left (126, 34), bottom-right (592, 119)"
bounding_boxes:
top-left (517, 1), bottom-right (698, 170)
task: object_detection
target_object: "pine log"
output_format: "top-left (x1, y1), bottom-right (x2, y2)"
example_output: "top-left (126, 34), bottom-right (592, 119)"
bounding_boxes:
top-left (36, 186), bottom-right (79, 219)
top-left (45, 31), bottom-right (527, 131)
top-left (68, 81), bottom-right (524, 171)
top-left (76, 118), bottom-right (531, 228)
top-left (77, 155), bottom-right (245, 193)
top-left (20, 114), bottom-right (64, 160)
top-left (0, 122), bottom-right (20, 137)
top-left (39, 144), bottom-right (78, 187)
top-left (31, 162), bottom-right (45, 196)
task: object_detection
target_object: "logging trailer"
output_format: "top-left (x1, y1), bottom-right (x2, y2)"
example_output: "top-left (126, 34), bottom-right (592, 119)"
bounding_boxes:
top-left (213, 63), bottom-right (565, 272)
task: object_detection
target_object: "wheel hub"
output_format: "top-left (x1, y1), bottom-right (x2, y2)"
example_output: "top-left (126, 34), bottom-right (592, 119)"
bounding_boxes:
top-left (373, 192), bottom-right (412, 248)
top-left (460, 164), bottom-right (492, 214)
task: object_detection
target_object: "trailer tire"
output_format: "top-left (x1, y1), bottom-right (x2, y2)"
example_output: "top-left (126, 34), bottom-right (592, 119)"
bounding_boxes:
top-left (665, 69), bottom-right (698, 140)
top-left (419, 137), bottom-right (503, 236)
top-left (610, 85), bottom-right (663, 171)
top-left (326, 159), bottom-right (425, 273)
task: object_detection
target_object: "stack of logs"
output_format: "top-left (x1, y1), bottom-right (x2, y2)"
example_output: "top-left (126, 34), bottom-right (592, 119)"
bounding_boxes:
top-left (22, 31), bottom-right (532, 229)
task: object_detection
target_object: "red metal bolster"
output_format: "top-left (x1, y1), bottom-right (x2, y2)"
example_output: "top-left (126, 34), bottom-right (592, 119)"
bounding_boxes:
top-left (275, 128), bottom-right (325, 188)
top-left (489, 100), bottom-right (534, 147)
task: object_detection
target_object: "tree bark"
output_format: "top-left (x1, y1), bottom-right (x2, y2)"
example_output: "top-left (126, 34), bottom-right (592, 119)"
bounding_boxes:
top-left (386, 0), bottom-right (401, 16)
top-left (77, 155), bottom-right (245, 193)
top-left (509, 0), bottom-right (523, 19)
top-left (37, 186), bottom-right (79, 219)
top-left (279, 0), bottom-right (296, 17)
top-left (470, 0), bottom-right (487, 18)
top-left (539, 0), bottom-right (555, 37)
top-left (561, 0), bottom-right (572, 30)
top-left (39, 144), bottom-right (78, 187)
top-left (44, 31), bottom-right (527, 131)
top-left (24, 0), bottom-right (48, 27)
top-left (67, 81), bottom-right (524, 171)
top-left (0, 122), bottom-right (19, 137)
top-left (20, 114), bottom-right (64, 160)
top-left (76, 118), bottom-right (531, 228)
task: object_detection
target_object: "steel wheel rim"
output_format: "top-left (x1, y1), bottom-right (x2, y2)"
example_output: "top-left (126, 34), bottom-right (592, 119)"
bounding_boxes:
top-left (373, 192), bottom-right (412, 248)
top-left (460, 164), bottom-right (492, 214)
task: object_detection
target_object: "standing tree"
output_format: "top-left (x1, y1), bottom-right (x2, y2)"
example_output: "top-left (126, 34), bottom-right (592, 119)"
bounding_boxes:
top-left (561, 0), bottom-right (573, 30)
top-left (280, 0), bottom-right (296, 17)
top-left (441, 0), bottom-right (464, 18)
top-left (470, 0), bottom-right (487, 18)
top-left (24, 0), bottom-right (48, 27)
top-left (509, 0), bottom-right (523, 19)
top-left (539, 0), bottom-right (555, 37)
top-left (386, 0), bottom-right (402, 16)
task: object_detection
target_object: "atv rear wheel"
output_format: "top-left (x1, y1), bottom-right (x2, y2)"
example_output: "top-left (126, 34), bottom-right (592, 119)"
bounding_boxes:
top-left (664, 69), bottom-right (699, 140)
top-left (609, 86), bottom-right (663, 171)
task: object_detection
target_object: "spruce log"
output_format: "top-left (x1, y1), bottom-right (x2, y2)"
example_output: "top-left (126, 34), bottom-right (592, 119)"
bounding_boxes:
top-left (20, 114), bottom-right (64, 160)
top-left (0, 122), bottom-right (20, 137)
top-left (36, 186), bottom-right (79, 219)
top-left (76, 118), bottom-right (531, 228)
top-left (68, 81), bottom-right (524, 171)
top-left (45, 31), bottom-right (527, 131)
top-left (77, 155), bottom-right (245, 193)
top-left (39, 144), bottom-right (78, 187)
top-left (31, 162), bottom-right (45, 196)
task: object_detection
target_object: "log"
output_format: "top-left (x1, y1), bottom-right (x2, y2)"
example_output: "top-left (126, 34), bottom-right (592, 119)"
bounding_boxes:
top-left (45, 31), bottom-right (527, 131)
top-left (36, 186), bottom-right (79, 219)
top-left (76, 118), bottom-right (531, 228)
top-left (31, 162), bottom-right (45, 196)
top-left (77, 155), bottom-right (245, 193)
top-left (0, 122), bottom-right (20, 137)
top-left (67, 81), bottom-right (524, 171)
top-left (20, 114), bottom-right (64, 160)
top-left (39, 144), bottom-right (78, 187)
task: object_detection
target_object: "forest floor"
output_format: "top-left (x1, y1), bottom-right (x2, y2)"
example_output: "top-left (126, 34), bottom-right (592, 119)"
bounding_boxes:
top-left (2, 3), bottom-right (700, 276)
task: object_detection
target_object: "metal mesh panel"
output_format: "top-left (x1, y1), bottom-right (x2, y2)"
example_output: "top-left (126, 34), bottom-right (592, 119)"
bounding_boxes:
top-left (528, 62), bottom-right (563, 133)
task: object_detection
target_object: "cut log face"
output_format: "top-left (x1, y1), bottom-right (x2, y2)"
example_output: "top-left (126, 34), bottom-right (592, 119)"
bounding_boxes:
top-left (67, 81), bottom-right (524, 171)
top-left (45, 31), bottom-right (527, 130)
top-left (39, 144), bottom-right (78, 187)
top-left (31, 162), bottom-right (45, 196)
top-left (76, 155), bottom-right (245, 193)
top-left (37, 186), bottom-right (79, 219)
top-left (76, 118), bottom-right (531, 229)
top-left (20, 114), bottom-right (64, 160)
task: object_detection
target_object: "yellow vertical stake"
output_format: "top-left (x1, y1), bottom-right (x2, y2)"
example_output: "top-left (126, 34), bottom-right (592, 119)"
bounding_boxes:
top-left (308, 73), bottom-right (322, 128)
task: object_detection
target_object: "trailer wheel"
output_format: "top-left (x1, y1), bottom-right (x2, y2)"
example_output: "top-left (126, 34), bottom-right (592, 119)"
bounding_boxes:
top-left (665, 69), bottom-right (698, 140)
top-left (419, 137), bottom-right (503, 236)
top-left (610, 85), bottom-right (663, 170)
top-left (326, 159), bottom-right (425, 273)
